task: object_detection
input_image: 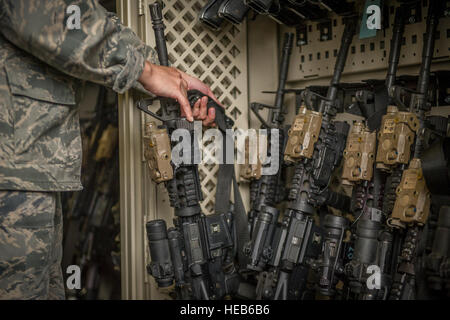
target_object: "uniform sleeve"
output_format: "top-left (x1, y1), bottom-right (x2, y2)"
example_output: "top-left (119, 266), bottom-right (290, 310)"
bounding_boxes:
top-left (0, 0), bottom-right (157, 94)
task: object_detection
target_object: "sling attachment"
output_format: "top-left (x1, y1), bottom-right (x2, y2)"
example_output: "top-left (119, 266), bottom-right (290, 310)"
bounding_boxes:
top-left (188, 91), bottom-right (251, 272)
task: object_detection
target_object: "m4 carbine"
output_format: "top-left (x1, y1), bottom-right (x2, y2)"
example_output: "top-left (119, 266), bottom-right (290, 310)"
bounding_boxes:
top-left (386, 0), bottom-right (446, 300)
top-left (270, 16), bottom-right (356, 300)
top-left (140, 2), bottom-right (247, 300)
top-left (343, 3), bottom-right (409, 300)
top-left (241, 32), bottom-right (294, 274)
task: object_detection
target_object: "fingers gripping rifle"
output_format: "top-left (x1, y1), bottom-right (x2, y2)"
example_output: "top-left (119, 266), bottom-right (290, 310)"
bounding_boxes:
top-left (271, 18), bottom-right (356, 300)
top-left (241, 33), bottom-right (294, 274)
top-left (140, 2), bottom-right (244, 300)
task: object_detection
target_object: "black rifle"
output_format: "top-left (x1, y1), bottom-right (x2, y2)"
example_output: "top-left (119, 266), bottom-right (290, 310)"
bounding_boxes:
top-left (199, 0), bottom-right (249, 30)
top-left (344, 3), bottom-right (409, 300)
top-left (245, 0), bottom-right (353, 26)
top-left (218, 0), bottom-right (250, 24)
top-left (271, 17), bottom-right (356, 300)
top-left (243, 33), bottom-right (294, 275)
top-left (141, 2), bottom-right (243, 300)
top-left (199, 0), bottom-right (227, 30)
top-left (388, 0), bottom-right (443, 300)
top-left (244, 0), bottom-right (273, 14)
top-left (247, 0), bottom-right (311, 26)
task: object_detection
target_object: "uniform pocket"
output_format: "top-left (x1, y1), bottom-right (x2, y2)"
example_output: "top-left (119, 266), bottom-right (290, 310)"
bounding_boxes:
top-left (5, 58), bottom-right (76, 105)
top-left (4, 56), bottom-right (80, 165)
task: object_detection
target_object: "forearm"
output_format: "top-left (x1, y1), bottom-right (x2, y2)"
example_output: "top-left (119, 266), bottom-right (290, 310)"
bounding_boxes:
top-left (0, 0), bottom-right (156, 93)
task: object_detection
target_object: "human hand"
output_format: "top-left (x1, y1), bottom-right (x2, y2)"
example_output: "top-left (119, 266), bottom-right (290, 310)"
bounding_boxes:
top-left (138, 61), bottom-right (222, 126)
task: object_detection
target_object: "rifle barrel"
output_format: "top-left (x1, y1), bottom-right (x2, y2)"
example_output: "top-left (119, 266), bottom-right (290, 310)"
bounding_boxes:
top-left (271, 33), bottom-right (294, 125)
top-left (149, 2), bottom-right (169, 67)
top-left (386, 5), bottom-right (406, 92)
top-left (416, 0), bottom-right (439, 98)
top-left (412, 0), bottom-right (440, 158)
top-left (320, 19), bottom-right (355, 113)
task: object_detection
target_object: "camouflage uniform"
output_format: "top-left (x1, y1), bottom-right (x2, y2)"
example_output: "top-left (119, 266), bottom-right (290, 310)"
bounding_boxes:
top-left (0, 0), bottom-right (157, 299)
top-left (0, 191), bottom-right (64, 299)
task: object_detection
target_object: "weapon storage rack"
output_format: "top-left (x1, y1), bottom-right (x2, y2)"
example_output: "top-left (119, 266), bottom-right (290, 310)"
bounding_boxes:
top-left (117, 0), bottom-right (450, 299)
top-left (284, 2), bottom-right (450, 83)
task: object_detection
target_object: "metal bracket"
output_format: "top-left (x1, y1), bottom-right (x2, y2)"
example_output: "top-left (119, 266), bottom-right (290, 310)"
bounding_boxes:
top-left (404, 1), bottom-right (422, 25)
top-left (318, 19), bottom-right (332, 42)
top-left (389, 85), bottom-right (417, 110)
top-left (250, 102), bottom-right (277, 129)
top-left (136, 98), bottom-right (166, 122)
top-left (296, 24), bottom-right (308, 46)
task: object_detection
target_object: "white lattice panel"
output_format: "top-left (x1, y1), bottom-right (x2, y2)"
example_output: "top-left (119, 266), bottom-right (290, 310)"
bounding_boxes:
top-left (281, 0), bottom-right (450, 83)
top-left (145, 0), bottom-right (249, 215)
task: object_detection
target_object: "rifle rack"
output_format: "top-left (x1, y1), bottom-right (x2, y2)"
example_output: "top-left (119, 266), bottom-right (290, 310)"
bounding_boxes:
top-left (116, 0), bottom-right (450, 299)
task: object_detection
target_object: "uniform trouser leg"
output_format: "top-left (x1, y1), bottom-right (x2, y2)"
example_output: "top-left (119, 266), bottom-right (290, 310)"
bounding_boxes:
top-left (0, 191), bottom-right (65, 300)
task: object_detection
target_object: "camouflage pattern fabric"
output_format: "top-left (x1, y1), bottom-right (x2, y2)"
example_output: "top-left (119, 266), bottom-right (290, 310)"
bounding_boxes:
top-left (0, 191), bottom-right (65, 300)
top-left (0, 0), bottom-right (157, 191)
